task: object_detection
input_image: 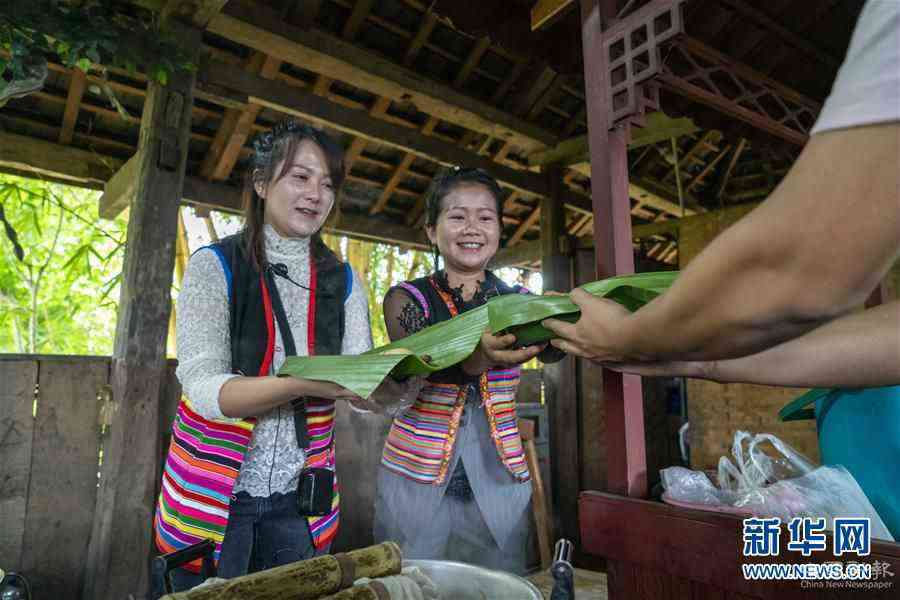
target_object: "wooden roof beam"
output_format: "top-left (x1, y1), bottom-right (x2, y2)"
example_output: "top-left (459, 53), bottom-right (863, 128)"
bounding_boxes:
top-left (197, 59), bottom-right (551, 196)
top-left (515, 64), bottom-right (556, 118)
top-left (294, 0), bottom-right (324, 29)
top-left (687, 143), bottom-right (732, 192)
top-left (716, 0), bottom-right (840, 69)
top-left (59, 69), bottom-right (86, 145)
top-left (717, 138), bottom-right (747, 199)
top-left (565, 159), bottom-right (700, 218)
top-left (663, 131), bottom-right (720, 184)
top-left (208, 0), bottom-right (556, 152)
top-left (454, 36), bottom-right (491, 88)
top-left (404, 11), bottom-right (437, 66)
top-left (369, 153), bottom-right (415, 215)
top-left (200, 52), bottom-right (282, 181)
top-left (342, 0), bottom-right (375, 40)
top-left (160, 0), bottom-right (229, 28)
top-left (0, 131), bottom-right (122, 188)
top-left (508, 206), bottom-right (541, 246)
top-left (531, 0), bottom-right (576, 32)
top-left (491, 57), bottom-right (528, 106)
top-left (529, 113), bottom-right (699, 168)
top-left (0, 129), bottom-right (431, 251)
top-left (99, 153), bottom-right (141, 219)
top-left (375, 19), bottom-right (488, 219)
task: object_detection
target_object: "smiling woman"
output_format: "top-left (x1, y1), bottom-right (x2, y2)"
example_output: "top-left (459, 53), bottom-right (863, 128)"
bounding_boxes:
top-left (152, 120), bottom-right (374, 595)
top-left (372, 168), bottom-right (565, 575)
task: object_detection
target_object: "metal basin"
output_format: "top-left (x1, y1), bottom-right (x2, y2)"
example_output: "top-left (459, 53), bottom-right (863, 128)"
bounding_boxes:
top-left (403, 559), bottom-right (543, 600)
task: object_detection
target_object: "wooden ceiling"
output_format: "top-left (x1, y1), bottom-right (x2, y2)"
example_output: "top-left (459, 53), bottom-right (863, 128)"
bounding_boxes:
top-left (0, 0), bottom-right (864, 269)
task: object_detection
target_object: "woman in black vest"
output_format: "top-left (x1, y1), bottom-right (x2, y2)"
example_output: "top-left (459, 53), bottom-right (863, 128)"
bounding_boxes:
top-left (374, 168), bottom-right (564, 574)
top-left (153, 121), bottom-right (374, 594)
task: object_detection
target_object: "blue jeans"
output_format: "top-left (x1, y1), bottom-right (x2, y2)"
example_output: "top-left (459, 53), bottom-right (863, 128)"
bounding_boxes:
top-left (218, 490), bottom-right (325, 577)
top-left (153, 491), bottom-right (328, 596)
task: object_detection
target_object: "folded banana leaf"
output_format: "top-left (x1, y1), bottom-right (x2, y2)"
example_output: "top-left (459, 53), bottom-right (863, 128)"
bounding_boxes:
top-left (278, 271), bottom-right (678, 398)
top-left (488, 271), bottom-right (678, 346)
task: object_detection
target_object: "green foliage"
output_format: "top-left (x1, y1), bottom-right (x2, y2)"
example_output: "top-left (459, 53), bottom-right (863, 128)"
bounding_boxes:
top-left (0, 175), bottom-right (126, 354)
top-left (0, 0), bottom-right (195, 96)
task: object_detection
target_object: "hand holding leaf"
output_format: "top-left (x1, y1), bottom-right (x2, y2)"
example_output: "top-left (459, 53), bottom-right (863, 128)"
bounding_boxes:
top-left (543, 288), bottom-right (632, 362)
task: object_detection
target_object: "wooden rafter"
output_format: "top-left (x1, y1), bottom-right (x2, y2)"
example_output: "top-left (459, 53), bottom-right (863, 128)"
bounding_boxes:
top-left (761, 0), bottom-right (841, 75)
top-left (0, 131), bottom-right (122, 189)
top-left (717, 138), bottom-right (747, 199)
top-left (312, 75), bottom-right (333, 95)
top-left (531, 113), bottom-right (698, 169)
top-left (454, 36), bottom-right (491, 88)
top-left (569, 213), bottom-right (592, 236)
top-left (493, 142), bottom-right (513, 165)
top-left (342, 0), bottom-right (375, 40)
top-left (491, 57), bottom-right (528, 106)
top-left (404, 11), bottom-right (437, 66)
top-left (716, 0), bottom-right (840, 69)
top-left (531, 0), bottom-right (576, 32)
top-left (527, 74), bottom-right (564, 121)
top-left (207, 0), bottom-right (557, 152)
top-left (515, 64), bottom-right (557, 118)
top-left (200, 52), bottom-right (282, 181)
top-left (509, 206), bottom-right (541, 246)
top-left (663, 131), bottom-right (720, 184)
top-left (59, 69), bottom-right (86, 145)
top-left (687, 143), bottom-right (732, 192)
top-left (370, 154), bottom-right (415, 215)
top-left (99, 154), bottom-right (140, 218)
top-left (562, 105), bottom-right (586, 138)
top-left (344, 137), bottom-right (367, 171)
top-left (160, 0), bottom-right (229, 28)
top-left (294, 0), bottom-right (324, 29)
top-left (390, 29), bottom-right (499, 222)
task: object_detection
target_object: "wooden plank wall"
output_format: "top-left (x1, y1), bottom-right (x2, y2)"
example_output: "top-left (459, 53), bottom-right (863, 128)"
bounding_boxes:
top-left (0, 354), bottom-right (547, 595)
top-left (0, 358), bottom-right (37, 573)
top-left (0, 356), bottom-right (106, 599)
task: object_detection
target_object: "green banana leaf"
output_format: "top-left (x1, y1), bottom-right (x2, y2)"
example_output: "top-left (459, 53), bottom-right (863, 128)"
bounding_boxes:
top-left (488, 271), bottom-right (678, 346)
top-left (278, 271), bottom-right (678, 398)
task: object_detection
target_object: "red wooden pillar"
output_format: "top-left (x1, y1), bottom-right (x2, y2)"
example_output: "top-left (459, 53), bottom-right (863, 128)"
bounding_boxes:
top-left (579, 0), bottom-right (647, 498)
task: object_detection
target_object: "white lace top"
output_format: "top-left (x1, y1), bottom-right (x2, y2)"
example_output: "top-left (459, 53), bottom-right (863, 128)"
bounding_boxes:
top-left (175, 225), bottom-right (372, 497)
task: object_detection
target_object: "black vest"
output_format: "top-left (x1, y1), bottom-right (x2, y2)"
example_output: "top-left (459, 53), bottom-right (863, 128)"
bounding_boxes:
top-left (209, 232), bottom-right (348, 376)
top-left (406, 270), bottom-right (520, 327)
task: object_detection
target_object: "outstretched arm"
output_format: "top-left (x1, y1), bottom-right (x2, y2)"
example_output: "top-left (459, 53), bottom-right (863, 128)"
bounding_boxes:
top-left (604, 300), bottom-right (900, 388)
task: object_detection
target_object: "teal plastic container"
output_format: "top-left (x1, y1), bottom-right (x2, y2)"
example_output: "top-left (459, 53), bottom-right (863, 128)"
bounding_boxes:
top-left (780, 386), bottom-right (900, 539)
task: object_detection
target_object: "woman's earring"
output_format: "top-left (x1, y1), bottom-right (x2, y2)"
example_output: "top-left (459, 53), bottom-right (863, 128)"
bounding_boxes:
top-left (431, 245), bottom-right (440, 271)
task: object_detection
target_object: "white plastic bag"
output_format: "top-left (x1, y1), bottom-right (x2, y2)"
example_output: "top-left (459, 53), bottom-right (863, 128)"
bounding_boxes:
top-left (661, 430), bottom-right (894, 541)
top-left (661, 466), bottom-right (735, 506)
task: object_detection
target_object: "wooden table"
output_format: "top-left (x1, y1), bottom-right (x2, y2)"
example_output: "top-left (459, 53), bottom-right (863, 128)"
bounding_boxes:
top-left (526, 567), bottom-right (609, 600)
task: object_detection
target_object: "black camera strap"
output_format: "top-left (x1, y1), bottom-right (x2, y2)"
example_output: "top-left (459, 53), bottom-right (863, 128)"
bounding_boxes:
top-left (264, 265), bottom-right (309, 450)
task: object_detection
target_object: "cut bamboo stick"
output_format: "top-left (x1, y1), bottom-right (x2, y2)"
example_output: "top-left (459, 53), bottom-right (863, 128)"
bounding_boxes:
top-left (160, 542), bottom-right (401, 600)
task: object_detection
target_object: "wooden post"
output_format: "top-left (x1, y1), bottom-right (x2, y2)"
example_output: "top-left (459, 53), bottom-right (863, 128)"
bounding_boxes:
top-left (83, 21), bottom-right (202, 600)
top-left (518, 418), bottom-right (553, 569)
top-left (540, 163), bottom-right (580, 543)
top-left (579, 0), bottom-right (647, 498)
